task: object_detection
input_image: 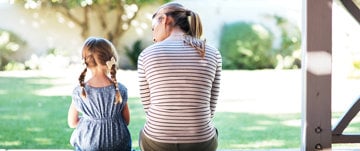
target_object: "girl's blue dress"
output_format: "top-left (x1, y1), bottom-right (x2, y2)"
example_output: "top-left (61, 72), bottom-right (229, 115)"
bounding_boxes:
top-left (70, 82), bottom-right (131, 151)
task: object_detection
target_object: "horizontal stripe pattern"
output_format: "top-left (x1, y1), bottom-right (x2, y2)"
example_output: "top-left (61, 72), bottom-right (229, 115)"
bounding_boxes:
top-left (137, 40), bottom-right (222, 143)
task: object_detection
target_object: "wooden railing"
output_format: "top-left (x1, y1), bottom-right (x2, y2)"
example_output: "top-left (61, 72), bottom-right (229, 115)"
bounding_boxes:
top-left (341, 0), bottom-right (360, 24)
top-left (332, 0), bottom-right (360, 144)
top-left (332, 97), bottom-right (360, 143)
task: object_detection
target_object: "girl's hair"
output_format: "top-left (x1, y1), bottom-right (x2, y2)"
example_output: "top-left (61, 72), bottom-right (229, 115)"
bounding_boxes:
top-left (154, 2), bottom-right (206, 57)
top-left (79, 37), bottom-right (122, 104)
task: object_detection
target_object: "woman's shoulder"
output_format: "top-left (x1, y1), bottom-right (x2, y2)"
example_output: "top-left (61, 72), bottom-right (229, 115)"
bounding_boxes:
top-left (205, 43), bottom-right (218, 51)
top-left (205, 44), bottom-right (221, 54)
top-left (142, 43), bottom-right (159, 52)
top-left (141, 41), bottom-right (179, 52)
top-left (139, 43), bottom-right (166, 60)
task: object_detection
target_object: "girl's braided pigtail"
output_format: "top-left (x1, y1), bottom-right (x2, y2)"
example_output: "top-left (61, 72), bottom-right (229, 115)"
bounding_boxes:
top-left (79, 68), bottom-right (87, 99)
top-left (110, 64), bottom-right (122, 104)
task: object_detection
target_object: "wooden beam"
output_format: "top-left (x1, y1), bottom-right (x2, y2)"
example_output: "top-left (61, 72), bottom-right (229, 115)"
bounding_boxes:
top-left (301, 0), bottom-right (332, 150)
top-left (332, 134), bottom-right (360, 143)
top-left (340, 0), bottom-right (360, 24)
top-left (332, 97), bottom-right (360, 135)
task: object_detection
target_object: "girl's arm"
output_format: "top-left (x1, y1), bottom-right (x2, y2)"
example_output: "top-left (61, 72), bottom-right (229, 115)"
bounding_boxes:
top-left (122, 103), bottom-right (130, 126)
top-left (67, 101), bottom-right (79, 128)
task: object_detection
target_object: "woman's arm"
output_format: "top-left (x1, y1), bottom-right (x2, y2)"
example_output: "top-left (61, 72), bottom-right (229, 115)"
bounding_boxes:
top-left (67, 101), bottom-right (79, 128)
top-left (122, 103), bottom-right (130, 126)
top-left (210, 51), bottom-right (222, 118)
top-left (138, 54), bottom-right (151, 113)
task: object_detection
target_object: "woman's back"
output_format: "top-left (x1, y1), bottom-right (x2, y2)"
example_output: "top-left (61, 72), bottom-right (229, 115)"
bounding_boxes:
top-left (138, 40), bottom-right (222, 143)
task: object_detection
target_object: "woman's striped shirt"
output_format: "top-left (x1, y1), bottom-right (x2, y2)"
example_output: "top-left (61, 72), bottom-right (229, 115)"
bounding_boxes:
top-left (137, 39), bottom-right (222, 143)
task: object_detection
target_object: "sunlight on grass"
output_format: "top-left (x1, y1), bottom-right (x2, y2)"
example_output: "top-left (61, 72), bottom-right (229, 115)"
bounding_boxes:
top-left (282, 119), bottom-right (301, 127)
top-left (34, 138), bottom-right (53, 145)
top-left (243, 126), bottom-right (267, 131)
top-left (0, 90), bottom-right (6, 95)
top-left (26, 127), bottom-right (43, 132)
top-left (0, 114), bottom-right (31, 120)
top-left (344, 127), bottom-right (360, 132)
top-left (333, 143), bottom-right (360, 149)
top-left (231, 140), bottom-right (285, 148)
top-left (26, 79), bottom-right (55, 85)
top-left (28, 78), bottom-right (74, 96)
top-left (0, 141), bottom-right (21, 146)
top-left (257, 120), bottom-right (276, 125)
top-left (34, 86), bottom-right (73, 96)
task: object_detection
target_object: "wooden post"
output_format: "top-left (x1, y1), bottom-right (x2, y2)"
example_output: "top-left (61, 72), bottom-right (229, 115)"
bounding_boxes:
top-left (301, 0), bottom-right (332, 150)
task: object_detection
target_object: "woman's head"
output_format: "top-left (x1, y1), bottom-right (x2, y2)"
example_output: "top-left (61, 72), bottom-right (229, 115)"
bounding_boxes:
top-left (152, 2), bottom-right (203, 42)
top-left (79, 37), bottom-right (122, 104)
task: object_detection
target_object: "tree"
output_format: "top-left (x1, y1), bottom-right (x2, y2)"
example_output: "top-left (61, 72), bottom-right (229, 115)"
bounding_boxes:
top-left (14, 0), bottom-right (169, 47)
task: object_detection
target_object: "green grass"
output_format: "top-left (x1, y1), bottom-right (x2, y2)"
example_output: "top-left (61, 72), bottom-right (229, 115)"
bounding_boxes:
top-left (1, 75), bottom-right (360, 149)
top-left (214, 113), bottom-right (301, 149)
top-left (0, 76), bottom-right (73, 148)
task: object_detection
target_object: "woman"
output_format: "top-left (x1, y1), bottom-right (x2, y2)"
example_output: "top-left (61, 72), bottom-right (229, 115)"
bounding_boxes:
top-left (137, 2), bottom-right (222, 151)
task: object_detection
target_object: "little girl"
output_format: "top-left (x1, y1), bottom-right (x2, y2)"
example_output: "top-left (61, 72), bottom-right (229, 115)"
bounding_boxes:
top-left (67, 37), bottom-right (131, 151)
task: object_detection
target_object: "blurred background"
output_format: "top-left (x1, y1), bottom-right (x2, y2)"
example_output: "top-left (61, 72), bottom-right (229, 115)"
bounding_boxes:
top-left (0, 0), bottom-right (304, 71)
top-left (1, 0), bottom-right (360, 150)
top-left (0, 0), bottom-right (359, 77)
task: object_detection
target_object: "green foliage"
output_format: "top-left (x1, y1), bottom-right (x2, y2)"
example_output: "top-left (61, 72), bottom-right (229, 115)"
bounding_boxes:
top-left (271, 15), bottom-right (302, 69)
top-left (219, 22), bottom-right (275, 70)
top-left (4, 61), bottom-right (26, 71)
top-left (0, 29), bottom-right (26, 71)
top-left (124, 39), bottom-right (144, 70)
top-left (353, 60), bottom-right (360, 69)
top-left (3, 47), bottom-right (73, 71)
top-left (219, 15), bottom-right (302, 70)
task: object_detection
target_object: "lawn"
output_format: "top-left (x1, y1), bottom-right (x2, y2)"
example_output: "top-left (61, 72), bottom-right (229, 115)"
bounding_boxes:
top-left (0, 73), bottom-right (359, 150)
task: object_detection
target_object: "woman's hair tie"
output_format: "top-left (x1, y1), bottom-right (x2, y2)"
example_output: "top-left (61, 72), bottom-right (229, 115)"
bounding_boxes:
top-left (185, 10), bottom-right (192, 16)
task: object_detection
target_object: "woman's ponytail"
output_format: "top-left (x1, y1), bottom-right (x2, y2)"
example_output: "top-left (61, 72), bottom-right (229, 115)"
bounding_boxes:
top-left (187, 10), bottom-right (202, 39)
